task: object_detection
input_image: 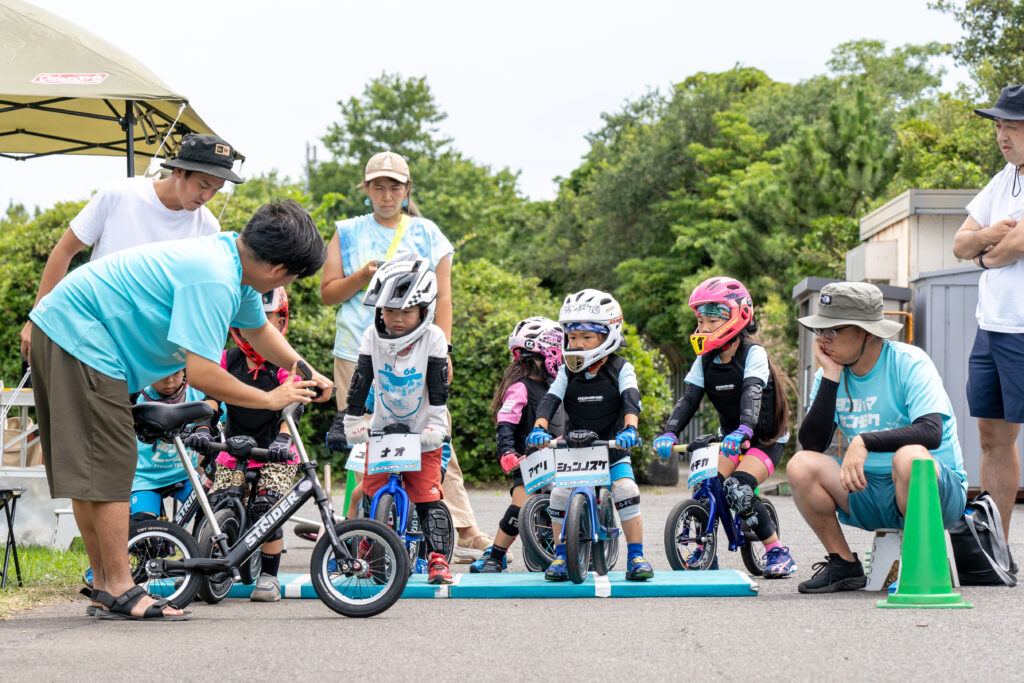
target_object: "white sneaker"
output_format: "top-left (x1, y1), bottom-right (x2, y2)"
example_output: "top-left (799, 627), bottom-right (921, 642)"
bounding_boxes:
top-left (250, 574), bottom-right (281, 602)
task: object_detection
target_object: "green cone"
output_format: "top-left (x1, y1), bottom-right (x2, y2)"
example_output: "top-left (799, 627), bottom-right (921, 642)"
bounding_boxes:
top-left (877, 458), bottom-right (971, 609)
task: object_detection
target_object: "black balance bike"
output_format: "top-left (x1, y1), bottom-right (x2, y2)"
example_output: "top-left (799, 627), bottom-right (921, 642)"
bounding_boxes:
top-left (128, 399), bottom-right (409, 617)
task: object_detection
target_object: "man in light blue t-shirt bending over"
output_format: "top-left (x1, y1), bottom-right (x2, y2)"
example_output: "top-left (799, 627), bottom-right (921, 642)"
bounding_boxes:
top-left (29, 199), bottom-right (333, 621)
top-left (787, 282), bottom-right (967, 594)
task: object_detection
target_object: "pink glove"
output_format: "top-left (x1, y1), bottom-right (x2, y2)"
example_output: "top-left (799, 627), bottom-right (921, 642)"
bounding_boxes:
top-left (500, 452), bottom-right (522, 474)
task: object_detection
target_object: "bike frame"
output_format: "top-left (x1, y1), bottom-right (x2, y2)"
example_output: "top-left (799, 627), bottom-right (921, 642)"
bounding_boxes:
top-left (145, 406), bottom-right (359, 580)
top-left (368, 473), bottom-right (421, 549)
top-left (557, 484), bottom-right (620, 544)
top-left (692, 474), bottom-right (746, 552)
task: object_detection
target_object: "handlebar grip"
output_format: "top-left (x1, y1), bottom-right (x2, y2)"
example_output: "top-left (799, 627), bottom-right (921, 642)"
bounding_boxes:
top-left (670, 444), bottom-right (689, 454)
top-left (204, 441), bottom-right (270, 462)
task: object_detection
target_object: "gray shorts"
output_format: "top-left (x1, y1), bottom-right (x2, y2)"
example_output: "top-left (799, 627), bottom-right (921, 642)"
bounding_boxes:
top-left (30, 326), bottom-right (138, 501)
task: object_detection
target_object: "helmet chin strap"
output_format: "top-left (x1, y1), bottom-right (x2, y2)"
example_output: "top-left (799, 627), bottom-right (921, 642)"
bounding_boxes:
top-left (840, 332), bottom-right (871, 413)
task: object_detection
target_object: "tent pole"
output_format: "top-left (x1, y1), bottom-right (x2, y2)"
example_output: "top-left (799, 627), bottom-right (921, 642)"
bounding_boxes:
top-left (124, 99), bottom-right (135, 176)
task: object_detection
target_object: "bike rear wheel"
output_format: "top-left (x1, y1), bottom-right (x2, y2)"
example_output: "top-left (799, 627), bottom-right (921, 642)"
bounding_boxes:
top-left (518, 493), bottom-right (555, 571)
top-left (311, 519), bottom-right (409, 617)
top-left (565, 493), bottom-right (593, 584)
top-left (127, 519), bottom-right (202, 608)
top-left (195, 508), bottom-right (242, 603)
top-left (592, 489), bottom-right (620, 575)
top-left (664, 498), bottom-right (718, 571)
top-left (740, 499), bottom-right (780, 576)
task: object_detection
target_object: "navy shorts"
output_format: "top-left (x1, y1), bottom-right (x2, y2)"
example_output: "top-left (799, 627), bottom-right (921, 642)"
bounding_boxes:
top-left (967, 329), bottom-right (1024, 423)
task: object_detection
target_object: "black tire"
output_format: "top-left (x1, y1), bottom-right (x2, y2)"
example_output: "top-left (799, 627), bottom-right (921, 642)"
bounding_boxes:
top-left (740, 499), bottom-right (780, 576)
top-left (127, 519), bottom-right (202, 609)
top-left (518, 494), bottom-right (555, 571)
top-left (565, 493), bottom-right (593, 584)
top-left (664, 498), bottom-right (718, 571)
top-left (592, 489), bottom-right (620, 575)
top-left (239, 545), bottom-right (262, 585)
top-left (373, 493), bottom-right (419, 575)
top-left (195, 508), bottom-right (242, 604)
top-left (310, 519), bottom-right (409, 618)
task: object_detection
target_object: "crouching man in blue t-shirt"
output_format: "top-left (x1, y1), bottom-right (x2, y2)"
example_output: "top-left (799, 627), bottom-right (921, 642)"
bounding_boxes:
top-left (787, 282), bottom-right (968, 594)
top-left (28, 199), bottom-right (334, 620)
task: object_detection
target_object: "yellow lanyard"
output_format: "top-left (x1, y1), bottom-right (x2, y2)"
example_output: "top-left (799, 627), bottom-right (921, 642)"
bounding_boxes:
top-left (384, 214), bottom-right (411, 261)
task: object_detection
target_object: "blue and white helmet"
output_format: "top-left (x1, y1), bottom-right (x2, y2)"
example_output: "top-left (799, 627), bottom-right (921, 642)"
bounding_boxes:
top-left (558, 289), bottom-right (624, 373)
top-left (363, 254), bottom-right (438, 355)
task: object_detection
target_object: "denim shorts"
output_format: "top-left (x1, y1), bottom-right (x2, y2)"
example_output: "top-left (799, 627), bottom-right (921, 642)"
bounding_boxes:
top-left (967, 328), bottom-right (1024, 422)
top-left (837, 459), bottom-right (967, 531)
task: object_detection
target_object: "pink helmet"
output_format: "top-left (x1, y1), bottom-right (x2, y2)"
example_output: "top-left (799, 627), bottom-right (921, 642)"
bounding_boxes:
top-left (687, 277), bottom-right (754, 355)
top-left (509, 317), bottom-right (563, 378)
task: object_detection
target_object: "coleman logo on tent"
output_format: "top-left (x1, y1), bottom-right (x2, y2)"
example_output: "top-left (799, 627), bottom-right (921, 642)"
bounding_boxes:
top-left (215, 144), bottom-right (231, 157)
top-left (32, 73), bottom-right (108, 85)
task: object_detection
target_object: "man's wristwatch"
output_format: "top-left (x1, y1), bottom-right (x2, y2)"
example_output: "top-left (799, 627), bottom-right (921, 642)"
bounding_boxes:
top-left (447, 344), bottom-right (453, 356)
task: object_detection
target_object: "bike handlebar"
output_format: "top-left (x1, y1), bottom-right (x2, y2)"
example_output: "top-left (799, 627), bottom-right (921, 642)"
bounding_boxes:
top-left (202, 441), bottom-right (272, 463)
top-left (545, 438), bottom-right (622, 450)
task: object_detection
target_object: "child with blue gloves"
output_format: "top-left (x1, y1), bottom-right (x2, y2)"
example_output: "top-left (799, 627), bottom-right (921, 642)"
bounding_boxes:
top-left (527, 290), bottom-right (653, 582)
top-left (651, 277), bottom-right (796, 578)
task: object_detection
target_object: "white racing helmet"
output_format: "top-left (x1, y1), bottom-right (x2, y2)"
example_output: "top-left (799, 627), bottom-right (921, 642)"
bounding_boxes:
top-left (362, 254), bottom-right (438, 355)
top-left (558, 289), bottom-right (624, 373)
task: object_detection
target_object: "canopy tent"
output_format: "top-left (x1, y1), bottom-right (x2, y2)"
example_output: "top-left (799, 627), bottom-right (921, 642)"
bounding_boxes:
top-left (0, 0), bottom-right (242, 176)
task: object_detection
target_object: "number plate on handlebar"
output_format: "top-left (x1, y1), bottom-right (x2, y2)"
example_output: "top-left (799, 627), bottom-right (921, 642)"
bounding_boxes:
top-left (366, 432), bottom-right (422, 474)
top-left (345, 443), bottom-right (367, 473)
top-left (687, 444), bottom-right (720, 488)
top-left (521, 448), bottom-right (555, 494)
top-left (554, 446), bottom-right (610, 488)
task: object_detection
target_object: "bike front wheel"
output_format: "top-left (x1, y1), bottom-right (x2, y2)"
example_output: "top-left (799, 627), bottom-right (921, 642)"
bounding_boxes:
top-left (127, 519), bottom-right (202, 608)
top-left (592, 488), bottom-right (620, 576)
top-left (311, 519), bottom-right (409, 618)
top-left (565, 493), bottom-right (593, 584)
top-left (518, 493), bottom-right (555, 571)
top-left (740, 498), bottom-right (780, 576)
top-left (664, 498), bottom-right (718, 571)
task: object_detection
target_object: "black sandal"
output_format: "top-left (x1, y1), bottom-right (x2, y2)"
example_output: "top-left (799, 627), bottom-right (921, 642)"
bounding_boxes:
top-left (93, 585), bottom-right (192, 621)
top-left (81, 587), bottom-right (104, 616)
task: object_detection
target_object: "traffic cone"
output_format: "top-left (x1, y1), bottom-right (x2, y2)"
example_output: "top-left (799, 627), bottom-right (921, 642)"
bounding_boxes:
top-left (877, 458), bottom-right (971, 609)
top-left (341, 469), bottom-right (358, 517)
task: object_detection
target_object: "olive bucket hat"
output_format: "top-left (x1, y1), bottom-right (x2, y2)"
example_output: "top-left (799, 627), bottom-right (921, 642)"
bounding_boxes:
top-left (797, 282), bottom-right (903, 338)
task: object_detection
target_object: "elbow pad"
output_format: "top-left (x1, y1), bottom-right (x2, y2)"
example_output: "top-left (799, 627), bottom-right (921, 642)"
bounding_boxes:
top-left (664, 383), bottom-right (704, 435)
top-left (739, 376), bottom-right (765, 430)
top-left (496, 422), bottom-right (517, 457)
top-left (426, 356), bottom-right (449, 407)
top-left (536, 393), bottom-right (562, 424)
top-left (345, 354), bottom-right (374, 417)
top-left (620, 386), bottom-right (641, 419)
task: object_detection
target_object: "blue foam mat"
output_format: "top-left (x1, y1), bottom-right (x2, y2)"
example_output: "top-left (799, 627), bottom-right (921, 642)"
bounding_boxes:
top-left (152, 569), bottom-right (757, 600)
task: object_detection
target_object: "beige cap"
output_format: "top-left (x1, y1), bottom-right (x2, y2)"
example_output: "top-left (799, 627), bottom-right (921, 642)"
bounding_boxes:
top-left (364, 151), bottom-right (410, 183)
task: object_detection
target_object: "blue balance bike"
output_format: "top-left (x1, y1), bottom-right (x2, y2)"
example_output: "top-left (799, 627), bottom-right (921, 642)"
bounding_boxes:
top-left (663, 440), bottom-right (779, 576)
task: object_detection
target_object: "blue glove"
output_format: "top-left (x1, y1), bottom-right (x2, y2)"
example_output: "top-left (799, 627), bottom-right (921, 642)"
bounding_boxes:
top-left (615, 426), bottom-right (641, 450)
top-left (267, 433), bottom-right (293, 463)
top-left (527, 427), bottom-right (552, 447)
top-left (652, 432), bottom-right (678, 459)
top-left (721, 424), bottom-right (753, 457)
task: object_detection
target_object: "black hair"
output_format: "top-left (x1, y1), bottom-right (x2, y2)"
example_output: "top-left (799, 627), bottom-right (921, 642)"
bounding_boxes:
top-left (239, 199), bottom-right (326, 278)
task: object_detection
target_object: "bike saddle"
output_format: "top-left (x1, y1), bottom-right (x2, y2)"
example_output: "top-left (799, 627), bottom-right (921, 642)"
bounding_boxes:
top-left (133, 401), bottom-right (215, 442)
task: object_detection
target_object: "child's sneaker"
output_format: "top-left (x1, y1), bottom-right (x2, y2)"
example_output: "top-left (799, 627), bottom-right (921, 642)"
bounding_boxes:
top-left (469, 546), bottom-right (507, 573)
top-left (478, 556), bottom-right (505, 573)
top-left (763, 546), bottom-right (797, 578)
top-left (798, 553), bottom-right (866, 593)
top-left (544, 558), bottom-right (569, 582)
top-left (427, 553), bottom-right (453, 584)
top-left (625, 556), bottom-right (654, 581)
top-left (414, 557), bottom-right (429, 574)
top-left (250, 574), bottom-right (281, 602)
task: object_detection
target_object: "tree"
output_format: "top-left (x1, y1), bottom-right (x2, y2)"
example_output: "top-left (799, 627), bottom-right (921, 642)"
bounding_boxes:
top-left (932, 0), bottom-right (1024, 99)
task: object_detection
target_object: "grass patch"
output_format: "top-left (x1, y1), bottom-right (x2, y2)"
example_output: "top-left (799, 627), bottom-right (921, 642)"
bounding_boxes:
top-left (0, 542), bottom-right (89, 619)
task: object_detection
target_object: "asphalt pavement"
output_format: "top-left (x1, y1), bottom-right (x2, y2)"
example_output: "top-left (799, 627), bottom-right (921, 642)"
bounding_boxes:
top-left (4, 473), bottom-right (1024, 681)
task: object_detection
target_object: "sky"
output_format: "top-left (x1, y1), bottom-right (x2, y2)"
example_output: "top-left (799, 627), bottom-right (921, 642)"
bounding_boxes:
top-left (1, 0), bottom-right (970, 213)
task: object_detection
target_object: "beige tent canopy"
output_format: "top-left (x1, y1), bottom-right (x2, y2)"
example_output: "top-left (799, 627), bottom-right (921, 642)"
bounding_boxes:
top-left (0, 0), bottom-right (242, 175)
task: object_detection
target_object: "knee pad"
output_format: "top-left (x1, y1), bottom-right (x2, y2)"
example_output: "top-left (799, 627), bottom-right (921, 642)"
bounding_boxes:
top-left (724, 471), bottom-right (758, 517)
top-left (746, 496), bottom-right (776, 541)
top-left (415, 501), bottom-right (453, 558)
top-left (248, 490), bottom-right (283, 541)
top-left (498, 504), bottom-right (521, 537)
top-left (611, 478), bottom-right (641, 521)
top-left (547, 487), bottom-right (570, 520)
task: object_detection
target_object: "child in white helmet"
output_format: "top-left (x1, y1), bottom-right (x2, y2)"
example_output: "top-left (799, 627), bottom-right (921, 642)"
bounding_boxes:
top-left (527, 289), bottom-right (653, 581)
top-left (331, 254), bottom-right (454, 584)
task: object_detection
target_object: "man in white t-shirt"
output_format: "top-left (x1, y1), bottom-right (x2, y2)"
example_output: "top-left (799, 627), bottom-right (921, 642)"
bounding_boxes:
top-left (19, 133), bottom-right (243, 357)
top-left (952, 84), bottom-right (1024, 544)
